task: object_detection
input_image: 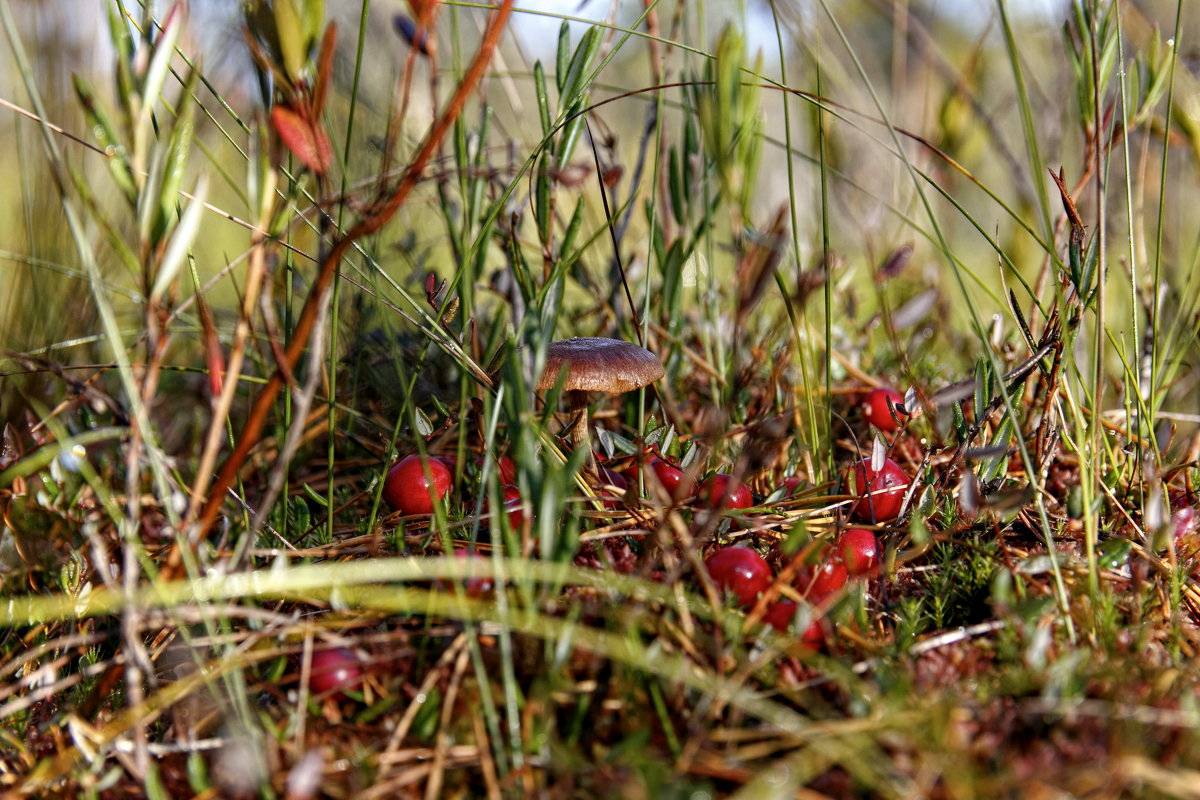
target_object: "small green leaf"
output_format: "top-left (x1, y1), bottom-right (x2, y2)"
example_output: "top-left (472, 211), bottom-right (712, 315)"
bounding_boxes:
top-left (302, 482), bottom-right (329, 508)
top-left (274, 0), bottom-right (307, 84)
top-left (555, 22), bottom-right (570, 94)
top-left (979, 416), bottom-right (1013, 482)
top-left (430, 395), bottom-right (451, 419)
top-left (644, 427), bottom-right (664, 448)
top-left (534, 60), bottom-right (551, 136)
top-left (157, 66), bottom-right (202, 242)
top-left (186, 752), bottom-right (210, 794)
top-left (668, 147), bottom-right (686, 223)
top-left (150, 173), bottom-right (208, 304)
top-left (300, 0), bottom-right (325, 52)
top-left (290, 494), bottom-right (311, 536)
top-left (555, 99), bottom-right (587, 164)
top-left (535, 154), bottom-right (552, 244)
top-left (908, 514), bottom-right (930, 545)
top-left (135, 4), bottom-right (183, 157)
top-left (144, 765), bottom-right (170, 800)
top-left (679, 441), bottom-right (699, 469)
top-left (559, 200), bottom-right (585, 257)
top-left (558, 26), bottom-right (599, 111)
top-left (413, 687), bottom-right (442, 741)
top-left (73, 75), bottom-right (136, 204)
top-left (595, 427), bottom-right (615, 459)
top-left (1097, 538), bottom-right (1132, 569)
top-left (659, 425), bottom-right (676, 457)
top-left (414, 407), bottom-right (434, 438)
top-left (974, 358), bottom-right (989, 423)
top-left (137, 144), bottom-right (168, 245)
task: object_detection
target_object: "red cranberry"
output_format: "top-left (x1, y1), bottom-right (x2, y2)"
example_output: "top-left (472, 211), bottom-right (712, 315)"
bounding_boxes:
top-left (383, 454), bottom-right (452, 514)
top-left (795, 558), bottom-right (848, 603)
top-left (863, 387), bottom-right (908, 432)
top-left (764, 600), bottom-right (798, 632)
top-left (837, 529), bottom-right (880, 577)
top-left (704, 547), bottom-right (772, 606)
top-left (846, 457), bottom-right (911, 522)
top-left (486, 484), bottom-right (527, 530)
top-left (1174, 506), bottom-right (1198, 541)
top-left (778, 475), bottom-right (803, 496)
top-left (434, 454), bottom-right (457, 473)
top-left (699, 473), bottom-right (753, 510)
top-left (442, 548), bottom-right (495, 598)
top-left (646, 456), bottom-right (695, 500)
top-left (476, 453), bottom-right (517, 483)
top-left (309, 647), bottom-right (363, 699)
top-left (764, 602), bottom-right (826, 650)
top-left (596, 466), bottom-right (628, 509)
top-left (1169, 492), bottom-right (1198, 544)
top-left (799, 619), bottom-right (827, 651)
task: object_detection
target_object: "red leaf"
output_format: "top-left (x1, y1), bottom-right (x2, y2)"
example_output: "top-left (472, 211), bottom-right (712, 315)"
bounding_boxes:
top-left (271, 104), bottom-right (332, 174)
top-left (312, 23), bottom-right (338, 117)
top-left (198, 294), bottom-right (225, 398)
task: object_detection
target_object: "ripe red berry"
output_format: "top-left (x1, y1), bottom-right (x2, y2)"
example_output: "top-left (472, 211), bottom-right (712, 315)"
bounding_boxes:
top-left (763, 601), bottom-right (827, 649)
top-left (1169, 492), bottom-right (1198, 545)
top-left (799, 619), bottom-right (827, 651)
top-left (596, 465), bottom-right (629, 509)
top-left (778, 475), bottom-right (803, 496)
top-left (476, 453), bottom-right (517, 484)
top-left (837, 528), bottom-right (880, 577)
top-left (704, 547), bottom-right (772, 606)
top-left (309, 647), bottom-right (363, 699)
top-left (647, 456), bottom-right (695, 500)
top-left (795, 558), bottom-right (848, 603)
top-left (863, 387), bottom-right (908, 432)
top-left (846, 457), bottom-right (911, 522)
top-left (442, 548), bottom-right (495, 598)
top-left (487, 483), bottom-right (527, 530)
top-left (699, 473), bottom-right (753, 510)
top-left (383, 454), bottom-right (452, 514)
top-left (763, 600), bottom-right (797, 632)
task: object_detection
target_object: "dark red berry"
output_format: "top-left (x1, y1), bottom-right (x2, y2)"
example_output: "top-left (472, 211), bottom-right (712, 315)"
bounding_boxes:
top-left (648, 456), bottom-right (695, 500)
top-left (846, 457), bottom-right (911, 522)
top-left (309, 647), bottom-right (363, 699)
top-left (763, 600), bottom-right (798, 632)
top-left (700, 473), bottom-right (753, 510)
top-left (487, 484), bottom-right (527, 530)
top-left (476, 453), bottom-right (518, 484)
top-left (704, 547), bottom-right (772, 606)
top-left (779, 475), bottom-right (803, 496)
top-left (764, 602), bottom-right (826, 650)
top-left (863, 387), bottom-right (908, 432)
top-left (1174, 507), bottom-right (1198, 544)
top-left (442, 548), bottom-right (495, 598)
top-left (596, 466), bottom-right (629, 509)
top-left (799, 619), bottom-right (827, 651)
top-left (795, 558), bottom-right (848, 603)
top-left (383, 454), bottom-right (452, 514)
top-left (837, 528), bottom-right (880, 577)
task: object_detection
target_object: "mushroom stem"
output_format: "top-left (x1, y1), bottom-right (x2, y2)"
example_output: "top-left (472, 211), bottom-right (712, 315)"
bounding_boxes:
top-left (562, 389), bottom-right (594, 469)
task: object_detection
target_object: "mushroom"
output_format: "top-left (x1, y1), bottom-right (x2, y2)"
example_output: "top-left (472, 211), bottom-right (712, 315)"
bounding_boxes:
top-left (536, 337), bottom-right (664, 461)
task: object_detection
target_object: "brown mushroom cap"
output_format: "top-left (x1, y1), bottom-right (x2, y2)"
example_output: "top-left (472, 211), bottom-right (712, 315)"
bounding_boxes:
top-left (537, 337), bottom-right (664, 394)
